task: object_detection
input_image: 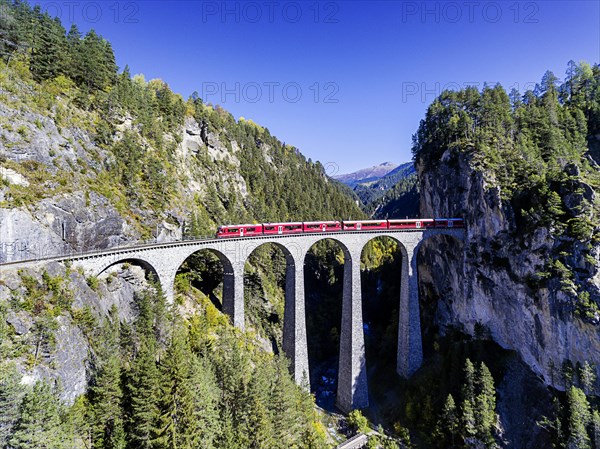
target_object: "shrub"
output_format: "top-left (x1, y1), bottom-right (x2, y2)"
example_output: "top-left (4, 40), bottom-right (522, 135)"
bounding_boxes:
top-left (347, 409), bottom-right (370, 434)
top-left (86, 275), bottom-right (99, 291)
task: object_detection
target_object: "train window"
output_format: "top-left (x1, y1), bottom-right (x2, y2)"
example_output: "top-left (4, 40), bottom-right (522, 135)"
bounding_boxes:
top-left (247, 228), bottom-right (255, 232)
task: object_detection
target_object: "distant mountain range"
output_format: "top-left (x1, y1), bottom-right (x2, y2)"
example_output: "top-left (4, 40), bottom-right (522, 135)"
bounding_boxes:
top-left (334, 161), bottom-right (419, 218)
top-left (333, 162), bottom-right (399, 187)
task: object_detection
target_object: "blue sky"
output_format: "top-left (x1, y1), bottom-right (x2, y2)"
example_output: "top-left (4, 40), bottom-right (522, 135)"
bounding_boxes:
top-left (35, 0), bottom-right (600, 174)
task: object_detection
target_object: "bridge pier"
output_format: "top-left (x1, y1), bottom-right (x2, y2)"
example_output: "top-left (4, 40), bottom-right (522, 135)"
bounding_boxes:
top-left (397, 244), bottom-right (423, 377)
top-left (283, 254), bottom-right (309, 386)
top-left (336, 248), bottom-right (369, 412)
top-left (158, 268), bottom-right (177, 304)
top-left (223, 261), bottom-right (245, 330)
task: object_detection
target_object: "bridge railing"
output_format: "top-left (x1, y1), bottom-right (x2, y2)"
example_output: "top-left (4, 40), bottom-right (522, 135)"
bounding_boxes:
top-left (0, 234), bottom-right (217, 266)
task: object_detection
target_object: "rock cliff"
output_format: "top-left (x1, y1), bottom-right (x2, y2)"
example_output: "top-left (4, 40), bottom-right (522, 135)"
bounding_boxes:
top-left (417, 147), bottom-right (600, 391)
top-left (0, 261), bottom-right (151, 404)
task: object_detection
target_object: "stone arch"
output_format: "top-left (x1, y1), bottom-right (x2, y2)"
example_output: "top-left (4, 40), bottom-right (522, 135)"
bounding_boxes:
top-left (358, 235), bottom-right (405, 396)
top-left (304, 237), bottom-right (367, 412)
top-left (174, 247), bottom-right (239, 325)
top-left (310, 236), bottom-right (353, 263)
top-left (175, 247), bottom-right (234, 275)
top-left (97, 257), bottom-right (161, 284)
top-left (360, 234), bottom-right (408, 261)
top-left (243, 241), bottom-right (295, 339)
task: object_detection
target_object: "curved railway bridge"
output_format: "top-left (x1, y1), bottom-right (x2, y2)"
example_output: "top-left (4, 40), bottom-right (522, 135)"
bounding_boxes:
top-left (0, 228), bottom-right (464, 412)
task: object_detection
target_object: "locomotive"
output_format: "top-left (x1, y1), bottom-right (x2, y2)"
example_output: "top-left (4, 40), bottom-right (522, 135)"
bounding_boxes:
top-left (216, 218), bottom-right (464, 238)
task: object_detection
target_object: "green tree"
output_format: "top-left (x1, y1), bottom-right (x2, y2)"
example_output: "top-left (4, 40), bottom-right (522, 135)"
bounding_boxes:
top-left (9, 381), bottom-right (69, 449)
top-left (155, 325), bottom-right (197, 449)
top-left (461, 359), bottom-right (477, 438)
top-left (579, 362), bottom-right (596, 396)
top-left (188, 357), bottom-right (221, 449)
top-left (347, 409), bottom-right (370, 434)
top-left (29, 13), bottom-right (67, 81)
top-left (566, 386), bottom-right (591, 449)
top-left (0, 362), bottom-right (25, 447)
top-left (126, 339), bottom-right (161, 449)
top-left (90, 317), bottom-right (126, 449)
top-left (436, 394), bottom-right (459, 448)
top-left (590, 410), bottom-right (600, 449)
top-left (79, 29), bottom-right (117, 91)
top-left (474, 362), bottom-right (497, 446)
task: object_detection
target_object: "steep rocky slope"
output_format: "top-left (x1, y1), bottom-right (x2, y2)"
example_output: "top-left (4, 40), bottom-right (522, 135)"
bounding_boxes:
top-left (0, 69), bottom-right (363, 264)
top-left (414, 70), bottom-right (600, 391)
top-left (0, 260), bottom-right (151, 403)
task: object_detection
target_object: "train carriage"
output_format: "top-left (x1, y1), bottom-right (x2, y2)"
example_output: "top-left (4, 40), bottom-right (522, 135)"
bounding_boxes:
top-left (216, 224), bottom-right (263, 238)
top-left (342, 220), bottom-right (388, 231)
top-left (303, 221), bottom-right (342, 233)
top-left (263, 222), bottom-right (304, 235)
top-left (216, 217), bottom-right (464, 238)
top-left (387, 218), bottom-right (433, 229)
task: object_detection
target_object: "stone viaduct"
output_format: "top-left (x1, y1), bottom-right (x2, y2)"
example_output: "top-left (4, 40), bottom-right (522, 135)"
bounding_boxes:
top-left (1, 228), bottom-right (463, 413)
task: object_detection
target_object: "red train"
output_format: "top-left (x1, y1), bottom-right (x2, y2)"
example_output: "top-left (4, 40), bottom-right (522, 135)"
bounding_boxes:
top-left (216, 218), bottom-right (464, 238)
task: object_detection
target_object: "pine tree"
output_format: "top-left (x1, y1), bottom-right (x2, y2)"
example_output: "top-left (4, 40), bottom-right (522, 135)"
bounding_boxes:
top-left (9, 381), bottom-right (69, 449)
top-left (155, 325), bottom-right (197, 449)
top-left (90, 317), bottom-right (126, 449)
top-left (29, 13), bottom-right (67, 81)
top-left (438, 394), bottom-right (459, 448)
top-left (245, 359), bottom-right (276, 449)
top-left (580, 362), bottom-right (596, 396)
top-left (126, 338), bottom-right (161, 449)
top-left (590, 410), bottom-right (600, 449)
top-left (474, 362), bottom-right (497, 446)
top-left (218, 409), bottom-right (243, 449)
top-left (79, 30), bottom-right (117, 91)
top-left (189, 357), bottom-right (221, 449)
top-left (566, 386), bottom-right (591, 449)
top-left (461, 359), bottom-right (477, 438)
top-left (65, 23), bottom-right (83, 85)
top-left (0, 362), bottom-right (25, 447)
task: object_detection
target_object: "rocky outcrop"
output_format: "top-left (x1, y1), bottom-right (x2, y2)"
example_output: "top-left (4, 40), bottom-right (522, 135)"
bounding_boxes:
top-left (417, 148), bottom-right (600, 391)
top-left (0, 261), bottom-right (151, 404)
top-left (0, 100), bottom-right (255, 263)
top-left (0, 192), bottom-right (136, 262)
